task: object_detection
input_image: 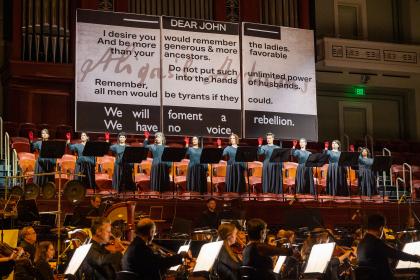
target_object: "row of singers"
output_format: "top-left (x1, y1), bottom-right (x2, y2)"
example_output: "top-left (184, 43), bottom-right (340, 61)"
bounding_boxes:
top-left (30, 129), bottom-right (377, 196)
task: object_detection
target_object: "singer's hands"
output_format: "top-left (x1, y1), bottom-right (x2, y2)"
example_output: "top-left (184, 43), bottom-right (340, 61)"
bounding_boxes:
top-left (292, 139), bottom-right (298, 148)
top-left (144, 131), bottom-right (150, 139)
top-left (184, 136), bottom-right (189, 146)
top-left (324, 141), bottom-right (329, 150)
top-left (216, 138), bottom-right (222, 148)
top-left (105, 132), bottom-right (110, 142)
top-left (66, 132), bottom-right (71, 141)
top-left (349, 144), bottom-right (355, 152)
top-left (257, 137), bottom-right (263, 146)
top-left (28, 131), bottom-right (34, 142)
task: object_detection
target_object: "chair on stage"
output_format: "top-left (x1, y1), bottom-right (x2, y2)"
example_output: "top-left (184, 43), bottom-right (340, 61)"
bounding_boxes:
top-left (315, 163), bottom-right (328, 195)
top-left (134, 158), bottom-right (152, 191)
top-left (283, 162), bottom-right (298, 194)
top-left (209, 161), bottom-right (226, 193)
top-left (57, 154), bottom-right (76, 181)
top-left (95, 155), bottom-right (115, 191)
top-left (18, 152), bottom-right (36, 182)
top-left (247, 161), bottom-right (262, 193)
top-left (172, 159), bottom-right (189, 192)
top-left (11, 141), bottom-right (31, 153)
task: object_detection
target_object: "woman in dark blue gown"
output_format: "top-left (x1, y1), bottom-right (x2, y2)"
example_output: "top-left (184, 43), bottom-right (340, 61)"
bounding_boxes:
top-left (324, 140), bottom-right (348, 196)
top-left (292, 138), bottom-right (314, 194)
top-left (67, 132), bottom-right (97, 189)
top-left (358, 148), bottom-right (376, 196)
top-left (258, 133), bottom-right (283, 194)
top-left (222, 133), bottom-right (246, 193)
top-left (32, 129), bottom-right (56, 187)
top-left (144, 132), bottom-right (171, 192)
top-left (186, 136), bottom-right (207, 193)
top-left (109, 132), bottom-right (135, 192)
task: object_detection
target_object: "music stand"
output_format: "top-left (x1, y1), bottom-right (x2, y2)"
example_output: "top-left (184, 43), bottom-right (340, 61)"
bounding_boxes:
top-left (235, 147), bottom-right (258, 198)
top-left (119, 147), bottom-right (149, 193)
top-left (304, 242), bottom-right (335, 276)
top-left (40, 140), bottom-right (66, 159)
top-left (64, 243), bottom-right (92, 276)
top-left (162, 148), bottom-right (187, 196)
top-left (80, 141), bottom-right (111, 191)
top-left (372, 156), bottom-right (392, 201)
top-left (305, 153), bottom-right (330, 198)
top-left (200, 148), bottom-right (224, 196)
top-left (338, 152), bottom-right (360, 199)
top-left (193, 241), bottom-right (224, 273)
top-left (82, 141), bottom-right (110, 157)
top-left (269, 148), bottom-right (291, 201)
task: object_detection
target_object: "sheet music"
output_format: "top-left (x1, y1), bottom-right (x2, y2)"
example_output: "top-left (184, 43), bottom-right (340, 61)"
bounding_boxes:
top-left (396, 241), bottom-right (420, 269)
top-left (273, 256), bottom-right (287, 274)
top-left (169, 244), bottom-right (190, 271)
top-left (304, 242), bottom-right (335, 274)
top-left (193, 241), bottom-right (224, 272)
top-left (64, 244), bottom-right (92, 275)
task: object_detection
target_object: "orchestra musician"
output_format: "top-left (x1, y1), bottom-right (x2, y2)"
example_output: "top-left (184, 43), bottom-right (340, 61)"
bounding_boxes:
top-left (78, 217), bottom-right (124, 280)
top-left (121, 218), bottom-right (189, 280)
top-left (214, 223), bottom-right (241, 280)
top-left (221, 133), bottom-right (246, 193)
top-left (72, 195), bottom-right (103, 227)
top-left (242, 218), bottom-right (292, 280)
top-left (14, 226), bottom-right (37, 280)
top-left (109, 132), bottom-right (136, 192)
top-left (144, 132), bottom-right (171, 192)
top-left (185, 136), bottom-right (207, 193)
top-left (358, 147), bottom-right (376, 197)
top-left (357, 214), bottom-right (420, 280)
top-left (258, 132), bottom-right (283, 194)
top-left (0, 244), bottom-right (24, 278)
top-left (34, 241), bottom-right (55, 280)
top-left (196, 198), bottom-right (219, 229)
top-left (30, 128), bottom-right (56, 188)
top-left (324, 140), bottom-right (349, 196)
top-left (67, 132), bottom-right (97, 189)
top-left (292, 138), bottom-right (315, 195)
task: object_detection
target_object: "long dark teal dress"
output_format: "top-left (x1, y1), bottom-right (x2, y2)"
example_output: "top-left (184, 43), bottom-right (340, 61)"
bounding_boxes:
top-left (186, 147), bottom-right (207, 193)
top-left (358, 156), bottom-right (376, 196)
top-left (32, 141), bottom-right (56, 186)
top-left (68, 143), bottom-right (97, 189)
top-left (325, 150), bottom-right (348, 196)
top-left (144, 140), bottom-right (171, 192)
top-left (292, 149), bottom-right (314, 194)
top-left (223, 146), bottom-right (246, 193)
top-left (258, 145), bottom-right (282, 194)
top-left (110, 144), bottom-right (135, 192)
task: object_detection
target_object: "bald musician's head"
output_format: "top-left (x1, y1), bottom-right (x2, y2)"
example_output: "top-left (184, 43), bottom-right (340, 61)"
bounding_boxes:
top-left (135, 218), bottom-right (156, 244)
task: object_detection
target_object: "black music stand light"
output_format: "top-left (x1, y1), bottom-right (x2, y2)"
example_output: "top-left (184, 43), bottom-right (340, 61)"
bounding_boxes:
top-left (338, 152), bottom-right (360, 199)
top-left (305, 153), bottom-right (330, 199)
top-left (162, 147), bottom-right (187, 196)
top-left (200, 148), bottom-right (224, 196)
top-left (234, 146), bottom-right (258, 199)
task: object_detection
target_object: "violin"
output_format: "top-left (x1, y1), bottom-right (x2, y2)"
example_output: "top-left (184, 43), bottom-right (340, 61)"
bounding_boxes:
top-left (104, 234), bottom-right (128, 253)
top-left (0, 242), bottom-right (29, 260)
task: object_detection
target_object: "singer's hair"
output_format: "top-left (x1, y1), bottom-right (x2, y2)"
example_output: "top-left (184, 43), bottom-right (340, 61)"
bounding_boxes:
top-left (229, 133), bottom-right (239, 145)
top-left (41, 129), bottom-right (49, 137)
top-left (332, 140), bottom-right (341, 150)
top-left (266, 132), bottom-right (274, 138)
top-left (118, 132), bottom-right (126, 138)
top-left (155, 132), bottom-right (166, 144)
top-left (80, 132), bottom-right (90, 141)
